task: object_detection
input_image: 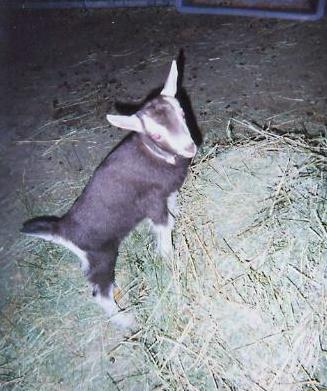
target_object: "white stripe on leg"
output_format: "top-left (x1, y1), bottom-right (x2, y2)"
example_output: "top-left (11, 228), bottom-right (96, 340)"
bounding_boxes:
top-left (25, 232), bottom-right (90, 273)
top-left (150, 213), bottom-right (174, 258)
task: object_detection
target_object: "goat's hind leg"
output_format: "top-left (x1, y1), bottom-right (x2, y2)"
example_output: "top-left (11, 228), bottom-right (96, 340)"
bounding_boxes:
top-left (87, 250), bottom-right (136, 329)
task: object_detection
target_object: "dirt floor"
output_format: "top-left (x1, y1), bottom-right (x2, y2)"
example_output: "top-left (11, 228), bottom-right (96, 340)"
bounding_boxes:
top-left (0, 7), bottom-right (326, 306)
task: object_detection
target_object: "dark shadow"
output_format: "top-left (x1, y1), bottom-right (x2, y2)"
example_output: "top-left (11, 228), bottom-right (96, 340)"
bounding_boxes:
top-left (115, 49), bottom-right (203, 147)
top-left (176, 49), bottom-right (203, 147)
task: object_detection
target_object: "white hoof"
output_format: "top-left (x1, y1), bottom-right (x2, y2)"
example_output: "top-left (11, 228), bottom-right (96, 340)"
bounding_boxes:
top-left (111, 310), bottom-right (137, 330)
top-left (94, 288), bottom-right (137, 330)
top-left (157, 241), bottom-right (174, 259)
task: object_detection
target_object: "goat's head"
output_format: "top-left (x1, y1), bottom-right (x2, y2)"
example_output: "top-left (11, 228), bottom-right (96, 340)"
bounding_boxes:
top-left (106, 61), bottom-right (197, 163)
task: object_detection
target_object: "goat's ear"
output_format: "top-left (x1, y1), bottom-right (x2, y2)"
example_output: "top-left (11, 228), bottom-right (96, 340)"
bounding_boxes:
top-left (161, 60), bottom-right (178, 97)
top-left (106, 114), bottom-right (143, 133)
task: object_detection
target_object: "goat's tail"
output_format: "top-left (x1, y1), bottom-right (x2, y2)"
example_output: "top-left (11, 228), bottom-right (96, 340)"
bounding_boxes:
top-left (21, 216), bottom-right (61, 239)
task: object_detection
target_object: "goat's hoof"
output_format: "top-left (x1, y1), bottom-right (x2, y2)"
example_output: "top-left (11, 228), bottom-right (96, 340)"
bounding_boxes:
top-left (156, 240), bottom-right (174, 259)
top-left (111, 310), bottom-right (137, 330)
top-left (158, 246), bottom-right (174, 259)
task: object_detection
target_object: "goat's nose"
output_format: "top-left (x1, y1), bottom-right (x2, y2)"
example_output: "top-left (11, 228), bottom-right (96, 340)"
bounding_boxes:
top-left (185, 143), bottom-right (197, 155)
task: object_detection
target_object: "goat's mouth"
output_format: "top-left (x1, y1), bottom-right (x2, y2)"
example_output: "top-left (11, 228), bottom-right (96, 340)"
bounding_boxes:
top-left (180, 152), bottom-right (196, 159)
top-left (141, 134), bottom-right (196, 162)
top-left (179, 144), bottom-right (197, 159)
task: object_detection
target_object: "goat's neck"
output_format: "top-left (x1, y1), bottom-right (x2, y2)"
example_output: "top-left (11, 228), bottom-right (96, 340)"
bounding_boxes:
top-left (140, 135), bottom-right (176, 165)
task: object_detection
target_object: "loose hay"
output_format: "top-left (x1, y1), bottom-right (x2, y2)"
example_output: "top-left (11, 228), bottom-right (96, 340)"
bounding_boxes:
top-left (1, 129), bottom-right (326, 391)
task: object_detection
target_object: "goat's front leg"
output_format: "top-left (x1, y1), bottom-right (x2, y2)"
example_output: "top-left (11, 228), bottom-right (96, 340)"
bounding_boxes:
top-left (150, 213), bottom-right (174, 258)
top-left (149, 192), bottom-right (178, 258)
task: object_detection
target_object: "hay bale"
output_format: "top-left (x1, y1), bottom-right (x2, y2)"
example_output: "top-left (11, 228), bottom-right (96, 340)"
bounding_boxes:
top-left (2, 130), bottom-right (326, 391)
top-left (126, 132), bottom-right (327, 391)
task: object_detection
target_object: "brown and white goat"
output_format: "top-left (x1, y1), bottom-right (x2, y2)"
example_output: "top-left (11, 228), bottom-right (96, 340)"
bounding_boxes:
top-left (21, 60), bottom-right (197, 328)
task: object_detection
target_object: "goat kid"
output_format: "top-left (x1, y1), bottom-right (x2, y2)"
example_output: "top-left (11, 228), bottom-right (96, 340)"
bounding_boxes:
top-left (21, 60), bottom-right (197, 328)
